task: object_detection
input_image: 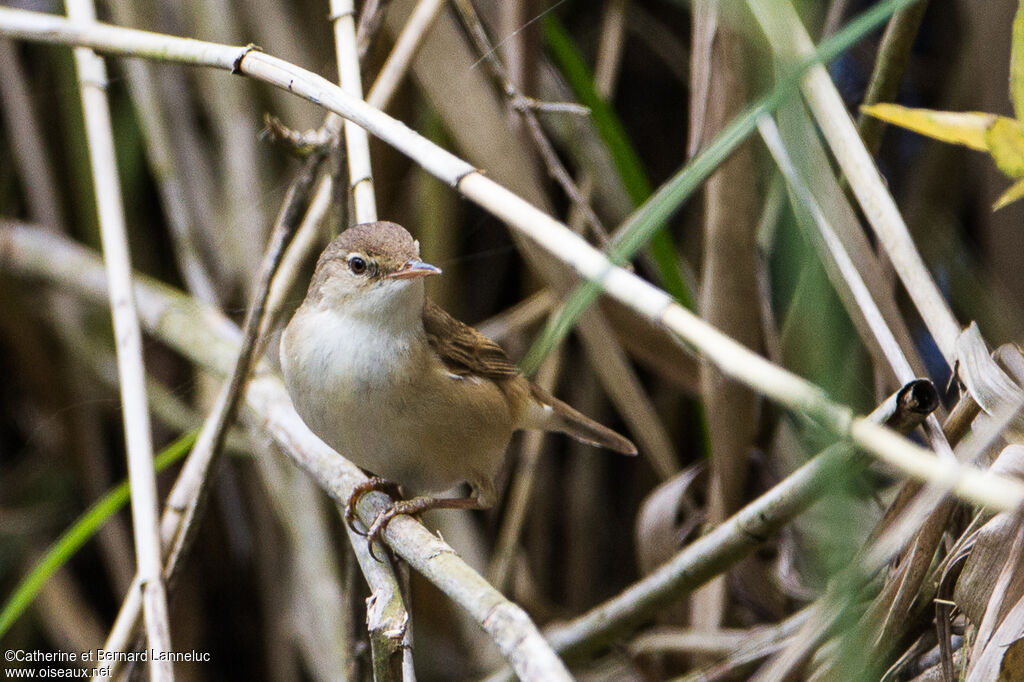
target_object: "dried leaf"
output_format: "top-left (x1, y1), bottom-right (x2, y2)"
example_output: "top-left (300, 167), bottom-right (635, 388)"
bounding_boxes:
top-left (998, 637), bottom-right (1024, 681)
top-left (955, 445), bottom-right (1024, 629)
top-left (687, 0), bottom-right (718, 157)
top-left (955, 323), bottom-right (1024, 428)
top-left (955, 512), bottom-right (1019, 627)
top-left (967, 594), bottom-right (1024, 681)
top-left (635, 465), bottom-right (705, 575)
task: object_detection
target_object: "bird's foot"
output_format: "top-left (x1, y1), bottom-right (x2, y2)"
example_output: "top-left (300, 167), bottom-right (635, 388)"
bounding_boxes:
top-left (344, 477), bottom-right (402, 536)
top-left (362, 495), bottom-right (488, 562)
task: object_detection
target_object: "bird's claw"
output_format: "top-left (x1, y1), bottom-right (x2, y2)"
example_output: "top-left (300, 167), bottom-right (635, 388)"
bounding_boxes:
top-left (364, 505), bottom-right (403, 561)
top-left (363, 498), bottom-right (438, 561)
top-left (348, 488), bottom-right (485, 562)
top-left (344, 477), bottom-right (401, 537)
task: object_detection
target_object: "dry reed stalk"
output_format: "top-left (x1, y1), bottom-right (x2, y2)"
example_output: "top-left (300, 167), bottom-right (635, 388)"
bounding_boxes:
top-left (65, 1), bottom-right (172, 677)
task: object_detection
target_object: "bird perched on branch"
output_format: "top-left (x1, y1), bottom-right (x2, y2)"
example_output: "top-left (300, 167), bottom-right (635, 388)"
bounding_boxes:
top-left (281, 221), bottom-right (636, 549)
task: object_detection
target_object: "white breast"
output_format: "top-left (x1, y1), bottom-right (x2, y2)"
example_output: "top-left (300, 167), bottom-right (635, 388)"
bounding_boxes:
top-left (281, 306), bottom-right (420, 465)
top-left (280, 296), bottom-right (518, 500)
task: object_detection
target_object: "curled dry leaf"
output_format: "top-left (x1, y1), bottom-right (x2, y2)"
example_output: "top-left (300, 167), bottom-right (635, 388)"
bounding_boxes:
top-left (967, 595), bottom-right (1024, 681)
top-left (954, 445), bottom-right (1024, 620)
top-left (956, 323), bottom-right (1024, 438)
top-left (635, 464), bottom-right (706, 576)
top-left (633, 464), bottom-right (706, 633)
top-left (949, 444), bottom-right (1024, 679)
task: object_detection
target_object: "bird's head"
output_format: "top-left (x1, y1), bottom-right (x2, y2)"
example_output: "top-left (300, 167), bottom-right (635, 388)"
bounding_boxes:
top-left (306, 221), bottom-right (441, 323)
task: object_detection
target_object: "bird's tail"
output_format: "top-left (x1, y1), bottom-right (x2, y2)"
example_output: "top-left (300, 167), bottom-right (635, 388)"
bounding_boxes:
top-left (526, 385), bottom-right (637, 455)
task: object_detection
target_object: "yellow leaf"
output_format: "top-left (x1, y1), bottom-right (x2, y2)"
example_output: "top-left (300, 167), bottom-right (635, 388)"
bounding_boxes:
top-left (985, 117), bottom-right (1024, 178)
top-left (860, 104), bottom-right (996, 151)
top-left (1012, 0), bottom-right (1024, 120)
top-left (993, 178), bottom-right (1024, 211)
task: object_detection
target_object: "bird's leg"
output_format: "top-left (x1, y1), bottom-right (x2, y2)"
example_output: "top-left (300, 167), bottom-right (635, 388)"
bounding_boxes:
top-left (364, 495), bottom-right (488, 561)
top-left (344, 476), bottom-right (403, 536)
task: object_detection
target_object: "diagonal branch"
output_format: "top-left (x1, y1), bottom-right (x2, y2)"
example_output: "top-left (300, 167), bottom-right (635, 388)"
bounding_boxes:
top-left (534, 380), bottom-right (938, 667)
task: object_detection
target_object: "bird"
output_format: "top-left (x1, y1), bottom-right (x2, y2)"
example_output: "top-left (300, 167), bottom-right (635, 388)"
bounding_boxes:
top-left (280, 221), bottom-right (636, 547)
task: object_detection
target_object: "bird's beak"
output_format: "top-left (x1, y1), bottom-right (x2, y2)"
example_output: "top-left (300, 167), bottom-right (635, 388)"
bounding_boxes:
top-left (388, 259), bottom-right (442, 280)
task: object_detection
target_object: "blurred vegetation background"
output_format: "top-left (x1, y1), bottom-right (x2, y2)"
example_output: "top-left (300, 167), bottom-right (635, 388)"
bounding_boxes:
top-left (2, 0), bottom-right (1024, 679)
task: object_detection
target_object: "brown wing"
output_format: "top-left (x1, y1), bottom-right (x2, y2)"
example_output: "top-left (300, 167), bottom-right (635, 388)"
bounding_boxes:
top-left (422, 299), bottom-right (520, 381)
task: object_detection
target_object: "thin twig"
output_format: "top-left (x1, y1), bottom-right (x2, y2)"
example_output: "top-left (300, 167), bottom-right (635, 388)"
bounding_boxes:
top-left (452, 0), bottom-right (609, 243)
top-left (821, 0), bottom-right (852, 37)
top-left (344, 520), bottom-right (410, 681)
top-left (515, 98), bottom-right (589, 115)
top-left (628, 626), bottom-right (769, 657)
top-left (856, 1), bottom-right (931, 155)
top-left (367, 0), bottom-right (446, 111)
top-left (355, 0), bottom-right (392, 59)
top-left (162, 153), bottom-right (327, 583)
top-left (0, 40), bottom-right (65, 232)
top-left (260, 178), bottom-right (337, 346)
top-left (675, 610), bottom-right (811, 681)
top-left (111, 1), bottom-right (223, 297)
top-left (65, 1), bottom-right (172, 678)
top-left (565, 0), bottom-right (626, 235)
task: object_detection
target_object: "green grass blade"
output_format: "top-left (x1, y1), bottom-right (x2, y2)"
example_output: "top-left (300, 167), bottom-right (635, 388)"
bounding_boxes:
top-left (542, 15), bottom-right (651, 205)
top-left (520, 0), bottom-right (923, 374)
top-left (0, 430), bottom-right (198, 639)
top-left (542, 15), bottom-right (692, 307)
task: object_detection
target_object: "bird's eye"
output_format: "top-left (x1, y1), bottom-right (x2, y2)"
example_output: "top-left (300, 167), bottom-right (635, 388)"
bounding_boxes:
top-left (348, 256), bottom-right (367, 275)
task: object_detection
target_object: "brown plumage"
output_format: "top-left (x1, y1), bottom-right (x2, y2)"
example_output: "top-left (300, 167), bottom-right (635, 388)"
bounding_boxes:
top-left (422, 298), bottom-right (636, 454)
top-left (422, 300), bottom-right (520, 380)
